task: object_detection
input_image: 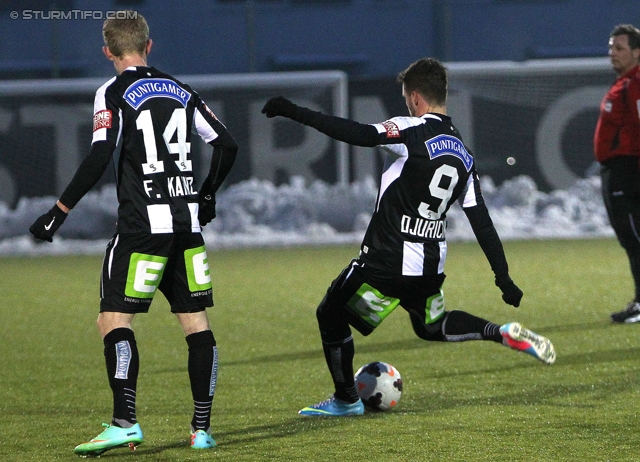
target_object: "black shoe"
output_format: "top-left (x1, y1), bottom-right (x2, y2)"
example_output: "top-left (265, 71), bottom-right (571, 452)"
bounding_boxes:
top-left (611, 302), bottom-right (640, 323)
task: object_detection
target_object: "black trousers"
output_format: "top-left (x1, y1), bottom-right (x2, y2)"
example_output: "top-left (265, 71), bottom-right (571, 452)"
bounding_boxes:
top-left (600, 156), bottom-right (640, 301)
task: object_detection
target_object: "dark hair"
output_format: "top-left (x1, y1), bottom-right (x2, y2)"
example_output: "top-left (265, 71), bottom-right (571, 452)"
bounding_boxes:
top-left (396, 58), bottom-right (447, 106)
top-left (611, 24), bottom-right (640, 50)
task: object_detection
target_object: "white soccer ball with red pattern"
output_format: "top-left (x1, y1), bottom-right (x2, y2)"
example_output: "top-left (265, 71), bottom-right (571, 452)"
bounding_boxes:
top-left (354, 361), bottom-right (402, 411)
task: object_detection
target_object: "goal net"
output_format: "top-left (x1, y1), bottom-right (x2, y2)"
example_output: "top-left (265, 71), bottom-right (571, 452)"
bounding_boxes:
top-left (445, 57), bottom-right (612, 191)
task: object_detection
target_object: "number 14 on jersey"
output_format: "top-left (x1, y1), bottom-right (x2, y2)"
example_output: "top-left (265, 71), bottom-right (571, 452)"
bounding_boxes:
top-left (136, 108), bottom-right (192, 175)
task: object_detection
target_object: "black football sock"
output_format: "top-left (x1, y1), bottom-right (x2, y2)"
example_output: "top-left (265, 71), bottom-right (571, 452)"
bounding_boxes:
top-left (322, 336), bottom-right (359, 403)
top-left (103, 327), bottom-right (139, 427)
top-left (627, 252), bottom-right (640, 302)
top-left (442, 310), bottom-right (503, 343)
top-left (186, 330), bottom-right (217, 432)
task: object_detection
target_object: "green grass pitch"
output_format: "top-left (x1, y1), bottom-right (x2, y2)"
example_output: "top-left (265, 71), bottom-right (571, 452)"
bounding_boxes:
top-left (1, 238), bottom-right (639, 461)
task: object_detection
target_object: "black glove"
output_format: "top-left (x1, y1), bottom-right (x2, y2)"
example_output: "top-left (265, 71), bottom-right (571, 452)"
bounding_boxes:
top-left (261, 96), bottom-right (297, 119)
top-left (198, 192), bottom-right (216, 226)
top-left (497, 278), bottom-right (523, 307)
top-left (29, 204), bottom-right (67, 242)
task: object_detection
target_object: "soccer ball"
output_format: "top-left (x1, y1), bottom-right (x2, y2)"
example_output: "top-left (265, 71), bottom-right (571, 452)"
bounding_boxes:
top-left (354, 361), bottom-right (402, 411)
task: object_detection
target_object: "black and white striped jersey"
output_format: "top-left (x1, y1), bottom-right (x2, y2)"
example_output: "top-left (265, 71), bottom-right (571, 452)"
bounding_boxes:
top-left (60, 66), bottom-right (233, 234)
top-left (359, 114), bottom-right (483, 276)
top-left (283, 105), bottom-right (508, 280)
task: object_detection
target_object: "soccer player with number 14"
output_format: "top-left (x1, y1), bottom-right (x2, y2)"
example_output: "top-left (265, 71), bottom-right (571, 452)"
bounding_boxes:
top-left (29, 12), bottom-right (237, 454)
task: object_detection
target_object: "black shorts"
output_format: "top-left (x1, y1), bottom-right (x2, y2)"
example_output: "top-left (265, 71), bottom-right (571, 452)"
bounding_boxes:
top-left (320, 259), bottom-right (446, 336)
top-left (100, 233), bottom-right (214, 314)
top-left (600, 157), bottom-right (640, 252)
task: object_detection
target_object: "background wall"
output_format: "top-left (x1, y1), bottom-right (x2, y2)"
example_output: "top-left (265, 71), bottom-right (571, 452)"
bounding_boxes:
top-left (0, 0), bottom-right (638, 207)
top-left (0, 0), bottom-right (627, 244)
top-left (0, 0), bottom-right (639, 80)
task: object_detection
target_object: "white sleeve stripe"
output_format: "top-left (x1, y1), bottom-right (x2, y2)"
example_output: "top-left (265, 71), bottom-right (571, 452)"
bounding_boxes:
top-left (91, 77), bottom-right (117, 144)
top-left (194, 109), bottom-right (219, 144)
top-left (92, 126), bottom-right (107, 143)
top-left (115, 109), bottom-right (123, 146)
top-left (371, 115), bottom-right (426, 133)
top-left (392, 116), bottom-right (427, 129)
top-left (461, 175), bottom-right (479, 208)
top-left (371, 123), bottom-right (387, 134)
top-left (93, 77), bottom-right (115, 113)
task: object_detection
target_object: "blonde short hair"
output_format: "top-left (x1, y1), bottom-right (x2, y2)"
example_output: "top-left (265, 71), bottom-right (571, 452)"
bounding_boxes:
top-left (102, 11), bottom-right (149, 58)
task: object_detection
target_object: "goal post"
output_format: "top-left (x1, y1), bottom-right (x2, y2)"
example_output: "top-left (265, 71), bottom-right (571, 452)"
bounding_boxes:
top-left (0, 70), bottom-right (349, 208)
top-left (178, 70), bottom-right (349, 186)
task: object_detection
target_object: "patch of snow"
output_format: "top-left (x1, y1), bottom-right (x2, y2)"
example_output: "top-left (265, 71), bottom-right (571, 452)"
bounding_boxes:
top-left (0, 174), bottom-right (613, 256)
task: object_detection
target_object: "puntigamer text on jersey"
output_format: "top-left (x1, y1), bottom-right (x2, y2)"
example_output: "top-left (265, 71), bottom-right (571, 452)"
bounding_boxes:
top-left (125, 78), bottom-right (191, 110)
top-left (425, 134), bottom-right (473, 171)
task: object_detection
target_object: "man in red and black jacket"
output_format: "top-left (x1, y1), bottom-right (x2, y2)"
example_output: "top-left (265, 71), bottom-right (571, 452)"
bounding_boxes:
top-left (595, 24), bottom-right (640, 322)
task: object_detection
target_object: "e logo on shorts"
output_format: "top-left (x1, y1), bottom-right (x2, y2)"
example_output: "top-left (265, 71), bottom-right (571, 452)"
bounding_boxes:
top-left (425, 288), bottom-right (445, 324)
top-left (125, 253), bottom-right (168, 299)
top-left (347, 283), bottom-right (400, 328)
top-left (184, 246), bottom-right (212, 292)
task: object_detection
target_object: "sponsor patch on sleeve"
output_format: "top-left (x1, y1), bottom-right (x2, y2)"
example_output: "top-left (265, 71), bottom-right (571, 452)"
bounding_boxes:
top-left (381, 120), bottom-right (400, 138)
top-left (93, 109), bottom-right (112, 132)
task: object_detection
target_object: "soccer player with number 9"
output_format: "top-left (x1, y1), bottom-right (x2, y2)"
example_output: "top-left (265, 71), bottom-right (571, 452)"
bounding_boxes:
top-left (28, 12), bottom-right (237, 454)
top-left (262, 58), bottom-right (556, 417)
